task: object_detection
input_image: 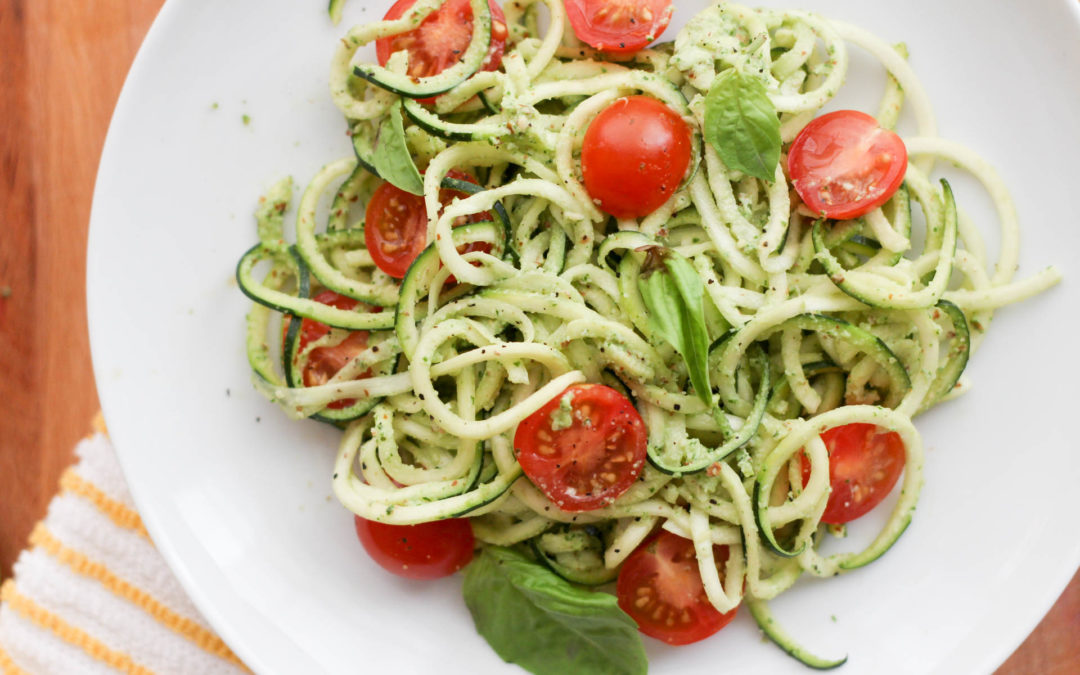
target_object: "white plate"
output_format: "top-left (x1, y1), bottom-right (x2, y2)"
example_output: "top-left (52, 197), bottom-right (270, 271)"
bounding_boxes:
top-left (87, 1), bottom-right (1080, 673)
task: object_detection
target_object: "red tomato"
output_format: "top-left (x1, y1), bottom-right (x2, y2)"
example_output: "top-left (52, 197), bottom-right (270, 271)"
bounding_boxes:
top-left (513, 384), bottom-right (647, 511)
top-left (304, 332), bottom-right (369, 385)
top-left (616, 531), bottom-right (737, 645)
top-left (288, 290), bottom-right (359, 352)
top-left (565, 0), bottom-right (673, 53)
top-left (787, 110), bottom-right (908, 220)
top-left (364, 182), bottom-right (427, 279)
top-left (581, 96), bottom-right (692, 219)
top-left (364, 170), bottom-right (491, 279)
top-left (800, 422), bottom-right (907, 524)
top-left (375, 0), bottom-right (508, 81)
top-left (283, 290), bottom-right (376, 410)
top-left (354, 516), bottom-right (475, 579)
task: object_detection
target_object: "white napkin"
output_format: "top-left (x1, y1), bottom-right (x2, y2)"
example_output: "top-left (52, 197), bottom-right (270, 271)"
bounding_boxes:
top-left (0, 434), bottom-right (248, 674)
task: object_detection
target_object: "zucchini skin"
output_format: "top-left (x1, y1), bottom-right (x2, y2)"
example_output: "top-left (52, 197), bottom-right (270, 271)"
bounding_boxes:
top-left (402, 97), bottom-right (507, 142)
top-left (351, 121), bottom-right (379, 177)
top-left (278, 249), bottom-right (397, 425)
top-left (395, 221), bottom-right (507, 360)
top-left (439, 176), bottom-right (513, 246)
top-left (447, 466), bottom-right (523, 519)
top-left (236, 243), bottom-right (395, 331)
top-left (328, 0), bottom-right (346, 25)
top-left (353, 0), bottom-right (493, 99)
top-left (923, 300), bottom-right (970, 407)
top-left (747, 599), bottom-right (848, 670)
top-left (777, 314), bottom-right (911, 408)
top-left (529, 538), bottom-right (619, 586)
top-left (282, 327), bottom-right (397, 425)
top-left (646, 345), bottom-right (772, 476)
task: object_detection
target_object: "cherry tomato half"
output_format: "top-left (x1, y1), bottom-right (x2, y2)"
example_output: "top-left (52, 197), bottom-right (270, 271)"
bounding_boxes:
top-left (581, 96), bottom-right (692, 219)
top-left (787, 110), bottom-right (908, 220)
top-left (565, 0), bottom-right (674, 53)
top-left (282, 291), bottom-right (376, 410)
top-left (364, 170), bottom-right (490, 279)
top-left (354, 515), bottom-right (475, 580)
top-left (513, 384), bottom-right (647, 512)
top-left (800, 422), bottom-right (906, 524)
top-left (375, 0), bottom-right (508, 80)
top-left (616, 531), bottom-right (737, 645)
top-left (286, 290), bottom-right (358, 352)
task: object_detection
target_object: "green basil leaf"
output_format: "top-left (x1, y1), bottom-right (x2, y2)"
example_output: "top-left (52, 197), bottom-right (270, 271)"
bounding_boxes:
top-left (704, 68), bottom-right (781, 182)
top-left (463, 547), bottom-right (647, 675)
top-left (373, 100), bottom-right (424, 195)
top-left (664, 253), bottom-right (712, 406)
top-left (638, 266), bottom-right (684, 353)
top-left (638, 250), bottom-right (713, 407)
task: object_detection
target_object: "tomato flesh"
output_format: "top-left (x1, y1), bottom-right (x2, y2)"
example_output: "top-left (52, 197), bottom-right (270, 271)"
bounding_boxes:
top-left (375, 0), bottom-right (508, 80)
top-left (283, 290), bottom-right (375, 410)
top-left (616, 531), bottom-right (737, 645)
top-left (513, 384), bottom-right (647, 511)
top-left (303, 331), bottom-right (369, 385)
top-left (354, 516), bottom-right (475, 579)
top-left (565, 0), bottom-right (673, 53)
top-left (364, 170), bottom-right (490, 279)
top-left (787, 110), bottom-right (908, 220)
top-left (365, 182), bottom-right (428, 279)
top-left (800, 422), bottom-right (907, 524)
top-left (288, 290), bottom-right (358, 352)
top-left (581, 96), bottom-right (692, 219)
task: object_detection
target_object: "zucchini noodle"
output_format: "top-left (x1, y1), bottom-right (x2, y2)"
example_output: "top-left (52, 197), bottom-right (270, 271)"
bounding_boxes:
top-left (236, 0), bottom-right (1061, 665)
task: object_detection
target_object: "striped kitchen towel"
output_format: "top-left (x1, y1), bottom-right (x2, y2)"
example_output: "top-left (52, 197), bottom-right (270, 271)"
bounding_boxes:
top-left (0, 425), bottom-right (248, 674)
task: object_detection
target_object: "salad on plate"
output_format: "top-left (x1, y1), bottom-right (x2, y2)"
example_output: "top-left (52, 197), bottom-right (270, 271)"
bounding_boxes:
top-left (235, 0), bottom-right (1061, 671)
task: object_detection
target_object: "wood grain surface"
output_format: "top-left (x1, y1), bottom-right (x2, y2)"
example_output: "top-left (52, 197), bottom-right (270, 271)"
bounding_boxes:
top-left (0, 1), bottom-right (1075, 672)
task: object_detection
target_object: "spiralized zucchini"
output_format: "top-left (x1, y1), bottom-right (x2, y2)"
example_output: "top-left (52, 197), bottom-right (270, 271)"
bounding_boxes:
top-left (237, 0), bottom-right (1061, 664)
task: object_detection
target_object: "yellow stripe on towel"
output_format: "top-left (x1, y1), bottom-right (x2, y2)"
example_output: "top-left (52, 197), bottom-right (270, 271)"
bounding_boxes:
top-left (28, 525), bottom-right (248, 671)
top-left (90, 412), bottom-right (108, 437)
top-left (0, 579), bottom-right (154, 675)
top-left (0, 642), bottom-right (30, 675)
top-left (58, 469), bottom-right (149, 538)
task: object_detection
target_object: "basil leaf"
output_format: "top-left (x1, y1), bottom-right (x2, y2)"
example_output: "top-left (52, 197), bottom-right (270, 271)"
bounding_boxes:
top-left (638, 249), bottom-right (713, 407)
top-left (704, 68), bottom-right (781, 182)
top-left (463, 547), bottom-right (647, 675)
top-left (373, 100), bottom-right (424, 195)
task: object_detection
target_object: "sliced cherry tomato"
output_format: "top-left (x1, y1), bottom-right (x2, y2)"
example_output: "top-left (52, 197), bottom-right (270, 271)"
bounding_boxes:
top-left (282, 290), bottom-right (376, 410)
top-left (800, 422), bottom-right (906, 524)
top-left (354, 515), bottom-right (475, 580)
top-left (364, 182), bottom-right (427, 279)
top-left (304, 331), bottom-right (369, 385)
top-left (787, 110), bottom-right (908, 220)
top-left (364, 170), bottom-right (490, 279)
top-left (287, 290), bottom-right (358, 352)
top-left (565, 0), bottom-right (673, 53)
top-left (375, 0), bottom-right (508, 81)
top-left (581, 96), bottom-right (692, 219)
top-left (616, 531), bottom-right (737, 645)
top-left (513, 384), bottom-right (647, 512)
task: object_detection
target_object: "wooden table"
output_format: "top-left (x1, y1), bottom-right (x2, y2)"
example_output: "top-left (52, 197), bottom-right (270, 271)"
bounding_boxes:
top-left (0, 1), bottom-right (1076, 672)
